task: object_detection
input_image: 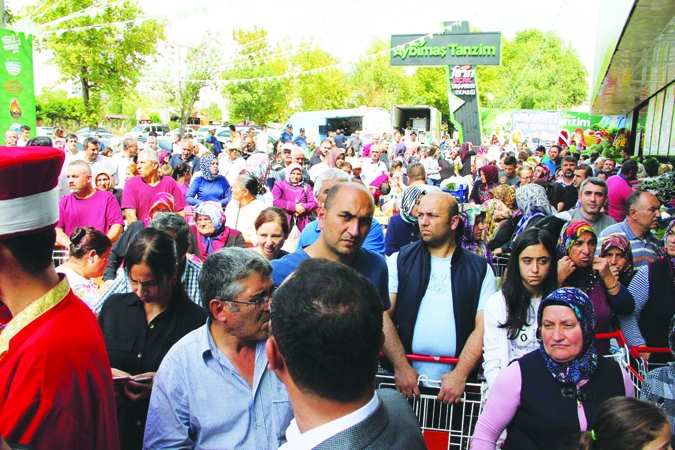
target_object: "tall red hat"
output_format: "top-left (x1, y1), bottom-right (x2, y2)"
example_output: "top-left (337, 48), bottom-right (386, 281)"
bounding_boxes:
top-left (0, 146), bottom-right (65, 240)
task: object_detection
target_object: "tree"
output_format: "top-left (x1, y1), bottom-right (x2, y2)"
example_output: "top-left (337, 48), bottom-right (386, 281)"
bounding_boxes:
top-left (410, 67), bottom-right (449, 121)
top-left (32, 0), bottom-right (164, 123)
top-left (201, 102), bottom-right (222, 123)
top-left (36, 88), bottom-right (87, 126)
top-left (477, 29), bottom-right (588, 110)
top-left (221, 27), bottom-right (292, 125)
top-left (349, 38), bottom-right (414, 109)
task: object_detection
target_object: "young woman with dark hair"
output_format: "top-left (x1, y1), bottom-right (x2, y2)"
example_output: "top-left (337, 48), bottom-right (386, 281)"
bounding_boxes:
top-left (483, 227), bottom-right (559, 391)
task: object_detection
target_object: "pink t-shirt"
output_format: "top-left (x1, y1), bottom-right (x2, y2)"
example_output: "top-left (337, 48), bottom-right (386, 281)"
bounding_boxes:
top-left (606, 174), bottom-right (633, 222)
top-left (121, 176), bottom-right (187, 221)
top-left (57, 190), bottom-right (124, 236)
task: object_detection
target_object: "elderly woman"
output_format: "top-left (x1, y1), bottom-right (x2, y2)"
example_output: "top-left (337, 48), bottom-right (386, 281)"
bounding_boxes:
top-left (385, 185), bottom-right (426, 256)
top-left (472, 288), bottom-right (635, 449)
top-left (246, 152), bottom-right (273, 205)
top-left (598, 234), bottom-right (637, 287)
top-left (186, 153), bottom-right (231, 207)
top-left (224, 174), bottom-right (269, 246)
top-left (98, 228), bottom-right (207, 450)
top-left (56, 227), bottom-right (112, 310)
top-left (619, 221), bottom-right (675, 365)
top-left (194, 201), bottom-right (247, 260)
top-left (557, 220), bottom-right (634, 355)
top-left (254, 207), bottom-right (289, 261)
top-left (461, 204), bottom-right (492, 263)
top-left (271, 163), bottom-right (318, 232)
top-left (483, 228), bottom-right (558, 391)
top-left (470, 164), bottom-right (499, 205)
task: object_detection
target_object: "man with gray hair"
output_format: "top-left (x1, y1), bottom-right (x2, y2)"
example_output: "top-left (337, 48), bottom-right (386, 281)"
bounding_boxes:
top-left (112, 137), bottom-right (139, 188)
top-left (169, 138), bottom-right (200, 172)
top-left (55, 160), bottom-right (124, 248)
top-left (144, 247), bottom-right (293, 448)
top-left (296, 169), bottom-right (385, 254)
top-left (121, 148), bottom-right (187, 223)
top-left (95, 212), bottom-right (202, 311)
top-left (556, 177), bottom-right (616, 234)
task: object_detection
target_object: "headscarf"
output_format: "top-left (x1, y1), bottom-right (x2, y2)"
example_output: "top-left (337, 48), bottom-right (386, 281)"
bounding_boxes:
top-left (400, 186), bottom-right (432, 225)
top-left (54, 137), bottom-right (66, 149)
top-left (199, 154), bottom-right (221, 182)
top-left (558, 220), bottom-right (596, 257)
top-left (460, 142), bottom-right (472, 159)
top-left (285, 163), bottom-right (304, 187)
top-left (534, 163), bottom-right (552, 182)
top-left (195, 201), bottom-right (228, 256)
top-left (537, 287), bottom-right (597, 384)
top-left (513, 183), bottom-right (552, 238)
top-left (328, 147), bottom-right (346, 168)
top-left (490, 184), bottom-right (517, 210)
top-left (665, 219), bottom-right (675, 260)
top-left (478, 165), bottom-right (499, 203)
top-left (157, 149), bottom-right (170, 166)
top-left (144, 193), bottom-right (176, 226)
top-left (461, 205), bottom-right (490, 260)
top-left (599, 233), bottom-right (634, 279)
top-left (482, 199), bottom-right (511, 241)
top-left (246, 152), bottom-right (270, 187)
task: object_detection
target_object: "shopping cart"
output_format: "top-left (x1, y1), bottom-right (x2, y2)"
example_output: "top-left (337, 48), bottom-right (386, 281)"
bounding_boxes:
top-left (596, 330), bottom-right (647, 394)
top-left (630, 345), bottom-right (672, 375)
top-left (492, 255), bottom-right (510, 280)
top-left (377, 354), bottom-right (485, 450)
top-left (52, 247), bottom-right (68, 267)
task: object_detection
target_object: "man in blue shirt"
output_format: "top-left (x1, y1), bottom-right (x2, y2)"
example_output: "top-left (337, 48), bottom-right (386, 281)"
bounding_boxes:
top-left (271, 182), bottom-right (389, 311)
top-left (297, 169), bottom-right (386, 254)
top-left (280, 124), bottom-right (293, 143)
top-left (144, 248), bottom-right (293, 449)
top-left (204, 127), bottom-right (222, 156)
top-left (293, 127), bottom-right (307, 150)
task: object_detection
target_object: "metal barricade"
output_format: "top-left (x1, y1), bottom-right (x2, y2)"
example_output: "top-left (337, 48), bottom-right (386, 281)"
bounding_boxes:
top-left (52, 247), bottom-right (68, 267)
top-left (492, 254), bottom-right (510, 280)
top-left (377, 355), bottom-right (485, 450)
top-left (597, 331), bottom-right (647, 394)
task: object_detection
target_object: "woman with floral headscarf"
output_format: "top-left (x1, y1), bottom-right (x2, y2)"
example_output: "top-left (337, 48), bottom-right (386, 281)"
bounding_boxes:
top-left (473, 288), bottom-right (635, 449)
top-left (272, 163), bottom-right (318, 232)
top-left (495, 183), bottom-right (552, 256)
top-left (194, 201), bottom-right (246, 260)
top-left (461, 204), bottom-right (492, 263)
top-left (470, 164), bottom-right (499, 205)
top-left (385, 185), bottom-right (426, 256)
top-left (619, 220), bottom-right (675, 365)
top-left (598, 234), bottom-right (637, 287)
top-left (245, 152), bottom-right (273, 205)
top-left (641, 315), bottom-right (675, 443)
top-left (557, 220), bottom-right (634, 354)
top-left (186, 153), bottom-right (231, 207)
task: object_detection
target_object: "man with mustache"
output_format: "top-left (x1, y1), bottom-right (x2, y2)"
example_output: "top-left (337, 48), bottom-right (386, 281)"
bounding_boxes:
top-left (559, 155), bottom-right (579, 212)
top-left (598, 189), bottom-right (663, 268)
top-left (144, 248), bottom-right (293, 448)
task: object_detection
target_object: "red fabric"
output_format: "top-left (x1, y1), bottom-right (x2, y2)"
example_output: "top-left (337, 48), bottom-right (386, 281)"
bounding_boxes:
top-left (0, 146), bottom-right (64, 200)
top-left (195, 227), bottom-right (241, 260)
top-left (0, 291), bottom-right (120, 450)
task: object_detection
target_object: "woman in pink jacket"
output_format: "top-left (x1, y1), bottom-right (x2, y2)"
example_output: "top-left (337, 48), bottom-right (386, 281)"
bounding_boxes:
top-left (272, 163), bottom-right (318, 231)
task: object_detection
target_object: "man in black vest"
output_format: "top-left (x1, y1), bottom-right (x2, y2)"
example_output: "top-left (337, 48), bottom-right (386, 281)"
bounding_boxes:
top-left (383, 192), bottom-right (497, 404)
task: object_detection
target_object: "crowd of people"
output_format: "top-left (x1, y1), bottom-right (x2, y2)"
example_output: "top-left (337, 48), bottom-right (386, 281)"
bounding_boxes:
top-left (2, 124), bottom-right (675, 450)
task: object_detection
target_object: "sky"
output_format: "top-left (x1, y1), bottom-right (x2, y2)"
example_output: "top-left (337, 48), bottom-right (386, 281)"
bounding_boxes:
top-left (22, 0), bottom-right (601, 102)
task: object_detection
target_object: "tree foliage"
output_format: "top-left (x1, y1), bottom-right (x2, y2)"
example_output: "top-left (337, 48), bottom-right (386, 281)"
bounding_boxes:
top-left (477, 29), bottom-right (588, 110)
top-left (32, 0), bottom-right (164, 124)
top-left (36, 88), bottom-right (87, 125)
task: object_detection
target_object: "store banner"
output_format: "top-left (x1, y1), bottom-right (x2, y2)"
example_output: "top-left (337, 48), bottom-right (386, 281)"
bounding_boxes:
top-left (0, 29), bottom-right (35, 139)
top-left (511, 110), bottom-right (561, 143)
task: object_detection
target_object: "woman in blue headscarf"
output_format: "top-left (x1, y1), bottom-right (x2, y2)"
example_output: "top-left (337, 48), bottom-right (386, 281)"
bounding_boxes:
top-left (193, 201), bottom-right (247, 261)
top-left (472, 287), bottom-right (635, 450)
top-left (185, 153), bottom-right (231, 207)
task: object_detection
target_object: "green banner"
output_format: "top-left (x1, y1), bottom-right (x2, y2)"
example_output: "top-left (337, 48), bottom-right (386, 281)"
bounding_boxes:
top-left (0, 29), bottom-right (35, 140)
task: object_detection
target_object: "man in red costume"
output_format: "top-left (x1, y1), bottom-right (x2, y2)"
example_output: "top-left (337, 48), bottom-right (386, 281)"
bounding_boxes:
top-left (0, 145), bottom-right (119, 449)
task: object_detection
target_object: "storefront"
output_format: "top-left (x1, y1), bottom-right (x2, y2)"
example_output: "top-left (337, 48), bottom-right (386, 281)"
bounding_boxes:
top-left (591, 0), bottom-right (675, 157)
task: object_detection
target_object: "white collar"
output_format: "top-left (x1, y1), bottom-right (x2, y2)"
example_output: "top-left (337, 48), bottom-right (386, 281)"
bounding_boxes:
top-left (279, 393), bottom-right (379, 450)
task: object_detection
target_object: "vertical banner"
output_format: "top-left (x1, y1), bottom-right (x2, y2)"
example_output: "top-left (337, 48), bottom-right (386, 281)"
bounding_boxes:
top-left (0, 29), bottom-right (36, 139)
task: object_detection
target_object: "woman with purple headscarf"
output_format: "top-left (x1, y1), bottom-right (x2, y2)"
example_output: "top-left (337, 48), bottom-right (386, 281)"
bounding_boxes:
top-left (459, 141), bottom-right (475, 176)
top-left (271, 163), bottom-right (318, 231)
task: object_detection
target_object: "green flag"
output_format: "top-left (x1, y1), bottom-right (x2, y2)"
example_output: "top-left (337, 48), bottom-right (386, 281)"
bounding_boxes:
top-left (0, 29), bottom-right (36, 140)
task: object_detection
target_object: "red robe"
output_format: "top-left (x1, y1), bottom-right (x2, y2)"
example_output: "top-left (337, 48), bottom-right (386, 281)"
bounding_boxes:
top-left (0, 277), bottom-right (120, 450)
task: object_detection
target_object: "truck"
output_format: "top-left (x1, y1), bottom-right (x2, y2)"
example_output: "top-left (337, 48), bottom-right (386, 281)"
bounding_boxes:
top-left (286, 105), bottom-right (442, 143)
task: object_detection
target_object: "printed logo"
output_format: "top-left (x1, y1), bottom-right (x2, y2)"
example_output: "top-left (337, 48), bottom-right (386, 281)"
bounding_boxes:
top-left (10, 98), bottom-right (22, 119)
top-left (4, 79), bottom-right (23, 95)
top-left (5, 61), bottom-right (21, 76)
top-left (2, 35), bottom-right (20, 53)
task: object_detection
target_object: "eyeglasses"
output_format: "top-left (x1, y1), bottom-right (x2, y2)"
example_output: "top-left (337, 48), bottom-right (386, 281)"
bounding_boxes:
top-left (217, 288), bottom-right (276, 311)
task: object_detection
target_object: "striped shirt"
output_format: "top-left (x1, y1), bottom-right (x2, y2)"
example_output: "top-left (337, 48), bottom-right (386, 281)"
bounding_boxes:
top-left (597, 220), bottom-right (662, 269)
top-left (94, 258), bottom-right (202, 313)
top-left (618, 266), bottom-right (650, 346)
top-left (143, 322), bottom-right (293, 449)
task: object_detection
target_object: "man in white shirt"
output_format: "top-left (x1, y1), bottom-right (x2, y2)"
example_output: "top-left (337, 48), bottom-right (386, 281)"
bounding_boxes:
top-left (361, 145), bottom-right (387, 185)
top-left (111, 138), bottom-right (139, 188)
top-left (16, 125), bottom-right (30, 147)
top-left (82, 137), bottom-right (116, 186)
top-left (267, 258), bottom-right (426, 449)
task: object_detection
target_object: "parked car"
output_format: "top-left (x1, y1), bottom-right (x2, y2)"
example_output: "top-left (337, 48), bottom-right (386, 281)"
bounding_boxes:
top-left (76, 126), bottom-right (111, 135)
top-left (126, 123), bottom-right (170, 139)
top-left (36, 126), bottom-right (53, 138)
top-left (76, 132), bottom-right (120, 152)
